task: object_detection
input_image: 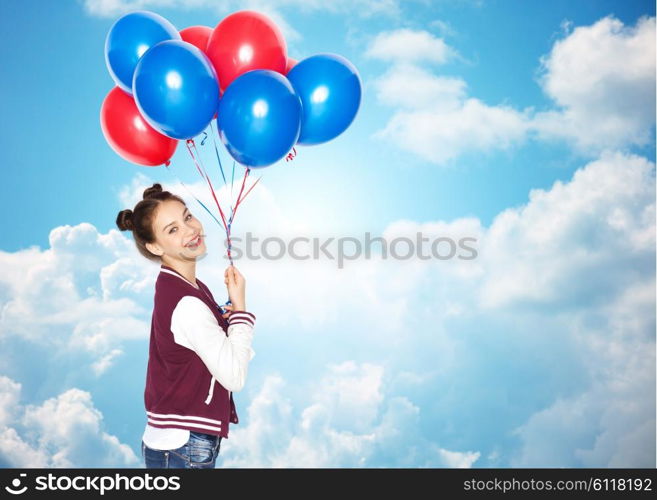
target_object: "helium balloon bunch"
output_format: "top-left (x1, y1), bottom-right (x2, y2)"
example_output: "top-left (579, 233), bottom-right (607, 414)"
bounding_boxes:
top-left (100, 9), bottom-right (362, 261)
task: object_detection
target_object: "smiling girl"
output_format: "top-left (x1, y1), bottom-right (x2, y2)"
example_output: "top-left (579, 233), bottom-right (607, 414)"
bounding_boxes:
top-left (116, 183), bottom-right (256, 469)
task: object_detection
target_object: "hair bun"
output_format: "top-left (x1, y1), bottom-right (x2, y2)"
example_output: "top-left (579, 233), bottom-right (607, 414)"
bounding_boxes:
top-left (116, 209), bottom-right (134, 231)
top-left (143, 183), bottom-right (163, 200)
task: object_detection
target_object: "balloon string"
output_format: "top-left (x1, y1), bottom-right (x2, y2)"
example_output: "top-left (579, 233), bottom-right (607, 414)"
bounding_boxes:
top-left (285, 147), bottom-right (297, 162)
top-left (223, 167), bottom-right (250, 265)
top-left (163, 162), bottom-right (223, 228)
top-left (230, 161), bottom-right (236, 213)
top-left (223, 170), bottom-right (244, 266)
top-left (236, 171), bottom-right (262, 209)
top-left (197, 127), bottom-right (236, 222)
top-left (230, 167), bottom-right (251, 222)
top-left (186, 139), bottom-right (229, 231)
top-left (208, 121), bottom-right (229, 192)
top-left (192, 140), bottom-right (231, 230)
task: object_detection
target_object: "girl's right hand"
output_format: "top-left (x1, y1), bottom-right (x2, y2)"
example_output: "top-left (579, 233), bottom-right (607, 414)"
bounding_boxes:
top-left (224, 265), bottom-right (246, 311)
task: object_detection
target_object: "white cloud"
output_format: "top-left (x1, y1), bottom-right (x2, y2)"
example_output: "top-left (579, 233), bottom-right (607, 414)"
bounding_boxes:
top-left (437, 447), bottom-right (481, 468)
top-left (478, 150), bottom-right (656, 309)
top-left (357, 151), bottom-right (655, 466)
top-left (220, 362), bottom-right (480, 467)
top-left (366, 28), bottom-right (456, 64)
top-left (0, 376), bottom-right (21, 427)
top-left (368, 29), bottom-right (532, 165)
top-left (91, 349), bottom-right (124, 376)
top-left (430, 19), bottom-right (457, 39)
top-left (0, 222), bottom-right (153, 373)
top-left (479, 151), bottom-right (655, 467)
top-left (117, 171), bottom-right (154, 209)
top-left (373, 64), bottom-right (467, 110)
top-left (374, 93), bottom-right (531, 165)
top-left (511, 353), bottom-right (655, 467)
top-left (0, 376), bottom-right (139, 467)
top-left (369, 16), bottom-right (655, 165)
top-left (22, 389), bottom-right (138, 467)
top-left (0, 427), bottom-right (50, 468)
top-left (533, 15), bottom-right (656, 152)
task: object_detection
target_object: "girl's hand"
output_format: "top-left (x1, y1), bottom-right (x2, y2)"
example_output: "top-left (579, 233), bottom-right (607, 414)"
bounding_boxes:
top-left (224, 265), bottom-right (246, 311)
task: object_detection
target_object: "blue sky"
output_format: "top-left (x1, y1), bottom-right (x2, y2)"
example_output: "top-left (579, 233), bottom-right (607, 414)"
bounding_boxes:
top-left (0, 0), bottom-right (654, 468)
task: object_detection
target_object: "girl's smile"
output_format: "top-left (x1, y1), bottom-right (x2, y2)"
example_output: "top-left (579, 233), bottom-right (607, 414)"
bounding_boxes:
top-left (186, 234), bottom-right (203, 249)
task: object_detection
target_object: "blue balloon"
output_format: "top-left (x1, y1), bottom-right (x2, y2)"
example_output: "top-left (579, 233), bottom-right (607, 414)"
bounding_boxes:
top-left (133, 40), bottom-right (220, 140)
top-left (287, 53), bottom-right (362, 145)
top-left (217, 70), bottom-right (302, 168)
top-left (104, 11), bottom-right (180, 94)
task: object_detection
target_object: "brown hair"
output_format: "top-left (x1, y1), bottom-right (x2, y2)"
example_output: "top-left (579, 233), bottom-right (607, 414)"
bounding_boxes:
top-left (116, 183), bottom-right (186, 262)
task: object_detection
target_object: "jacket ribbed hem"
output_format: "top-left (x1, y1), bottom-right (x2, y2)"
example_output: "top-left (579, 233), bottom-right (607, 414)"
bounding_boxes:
top-left (146, 410), bottom-right (224, 435)
top-left (228, 311), bottom-right (256, 327)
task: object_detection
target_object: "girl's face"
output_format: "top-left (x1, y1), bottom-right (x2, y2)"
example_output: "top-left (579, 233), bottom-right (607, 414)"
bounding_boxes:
top-left (146, 200), bottom-right (206, 263)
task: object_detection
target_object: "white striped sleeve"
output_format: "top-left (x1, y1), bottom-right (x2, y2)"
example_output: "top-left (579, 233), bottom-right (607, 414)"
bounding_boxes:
top-left (170, 296), bottom-right (256, 392)
top-left (226, 311), bottom-right (256, 363)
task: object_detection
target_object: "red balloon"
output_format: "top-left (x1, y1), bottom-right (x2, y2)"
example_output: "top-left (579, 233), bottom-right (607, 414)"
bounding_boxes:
top-left (180, 25), bottom-right (212, 53)
top-left (206, 10), bottom-right (287, 91)
top-left (100, 87), bottom-right (177, 166)
top-left (284, 57), bottom-right (297, 74)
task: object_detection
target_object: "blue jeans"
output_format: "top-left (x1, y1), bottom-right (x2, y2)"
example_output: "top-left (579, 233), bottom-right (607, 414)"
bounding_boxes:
top-left (142, 431), bottom-right (222, 469)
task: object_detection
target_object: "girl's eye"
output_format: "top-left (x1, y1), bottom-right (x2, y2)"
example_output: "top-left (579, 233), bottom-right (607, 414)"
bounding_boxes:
top-left (169, 214), bottom-right (192, 233)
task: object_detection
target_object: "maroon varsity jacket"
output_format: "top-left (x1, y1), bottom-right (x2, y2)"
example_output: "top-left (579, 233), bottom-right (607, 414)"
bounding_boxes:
top-left (144, 264), bottom-right (256, 439)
